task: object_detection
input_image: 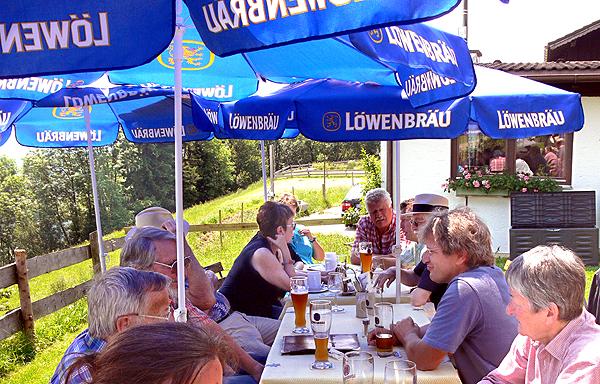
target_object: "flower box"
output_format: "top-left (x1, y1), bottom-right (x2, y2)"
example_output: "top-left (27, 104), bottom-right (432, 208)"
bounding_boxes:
top-left (455, 188), bottom-right (510, 197)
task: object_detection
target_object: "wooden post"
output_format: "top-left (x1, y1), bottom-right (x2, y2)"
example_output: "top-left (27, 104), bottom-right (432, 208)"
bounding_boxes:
top-left (241, 203), bottom-right (244, 223)
top-left (15, 249), bottom-right (35, 340)
top-left (352, 170), bottom-right (355, 185)
top-left (291, 186), bottom-right (295, 197)
top-left (89, 231), bottom-right (101, 276)
top-left (323, 160), bottom-right (326, 200)
top-left (219, 210), bottom-right (223, 248)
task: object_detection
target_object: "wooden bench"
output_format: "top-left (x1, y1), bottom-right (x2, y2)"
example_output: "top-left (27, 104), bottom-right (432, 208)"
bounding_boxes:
top-left (204, 262), bottom-right (226, 289)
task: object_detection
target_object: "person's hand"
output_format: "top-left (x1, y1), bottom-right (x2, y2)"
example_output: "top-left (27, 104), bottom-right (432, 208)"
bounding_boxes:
top-left (375, 267), bottom-right (396, 289)
top-left (391, 317), bottom-right (420, 346)
top-left (266, 233), bottom-right (288, 252)
top-left (298, 227), bottom-right (314, 241)
top-left (250, 363), bottom-right (264, 383)
top-left (367, 326), bottom-right (399, 346)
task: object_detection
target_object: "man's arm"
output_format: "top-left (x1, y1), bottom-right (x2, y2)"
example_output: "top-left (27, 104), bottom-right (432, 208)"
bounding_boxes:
top-left (393, 317), bottom-right (448, 371)
top-left (410, 287), bottom-right (432, 307)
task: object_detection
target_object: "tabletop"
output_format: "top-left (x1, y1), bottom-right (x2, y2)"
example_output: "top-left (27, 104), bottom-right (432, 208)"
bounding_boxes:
top-left (261, 304), bottom-right (460, 384)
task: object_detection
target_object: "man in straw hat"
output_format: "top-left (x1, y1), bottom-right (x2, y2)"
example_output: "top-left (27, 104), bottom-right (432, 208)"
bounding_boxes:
top-left (375, 193), bottom-right (449, 308)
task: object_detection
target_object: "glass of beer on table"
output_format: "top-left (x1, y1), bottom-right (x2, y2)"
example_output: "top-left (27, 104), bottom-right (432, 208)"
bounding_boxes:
top-left (359, 241), bottom-right (373, 273)
top-left (290, 276), bottom-right (310, 334)
top-left (384, 359), bottom-right (417, 384)
top-left (374, 302), bottom-right (394, 357)
top-left (310, 299), bottom-right (333, 370)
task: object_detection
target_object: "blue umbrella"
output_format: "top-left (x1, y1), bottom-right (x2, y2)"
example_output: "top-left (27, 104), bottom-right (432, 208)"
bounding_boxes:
top-left (184, 0), bottom-right (462, 57)
top-left (190, 66), bottom-right (584, 141)
top-left (0, 0), bottom-right (176, 79)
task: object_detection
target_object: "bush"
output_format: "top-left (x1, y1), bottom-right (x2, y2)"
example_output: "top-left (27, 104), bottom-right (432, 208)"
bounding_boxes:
top-left (342, 207), bottom-right (361, 227)
top-left (444, 167), bottom-right (561, 194)
top-left (360, 149), bottom-right (381, 194)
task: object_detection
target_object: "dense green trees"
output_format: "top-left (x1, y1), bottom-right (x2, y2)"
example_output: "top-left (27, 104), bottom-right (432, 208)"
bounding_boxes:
top-left (0, 136), bottom-right (378, 265)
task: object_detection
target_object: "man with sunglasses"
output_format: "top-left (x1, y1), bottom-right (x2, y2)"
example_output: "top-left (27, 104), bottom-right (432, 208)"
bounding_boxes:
top-left (51, 267), bottom-right (171, 384)
top-left (375, 194), bottom-right (449, 308)
top-left (122, 209), bottom-right (274, 384)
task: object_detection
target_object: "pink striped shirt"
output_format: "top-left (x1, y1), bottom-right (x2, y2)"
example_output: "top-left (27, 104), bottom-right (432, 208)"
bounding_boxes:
top-left (480, 310), bottom-right (600, 384)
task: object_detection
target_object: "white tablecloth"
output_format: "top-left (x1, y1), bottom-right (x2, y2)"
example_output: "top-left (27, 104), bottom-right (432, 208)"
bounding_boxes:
top-left (261, 304), bottom-right (460, 384)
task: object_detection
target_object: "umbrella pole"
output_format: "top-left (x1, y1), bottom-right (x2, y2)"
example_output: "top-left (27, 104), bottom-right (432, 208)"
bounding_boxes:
top-left (83, 108), bottom-right (106, 273)
top-left (174, 0), bottom-right (187, 323)
top-left (261, 140), bottom-right (268, 202)
top-left (393, 141), bottom-right (401, 304)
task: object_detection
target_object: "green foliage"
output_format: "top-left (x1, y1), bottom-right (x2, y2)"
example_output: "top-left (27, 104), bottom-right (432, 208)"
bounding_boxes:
top-left (360, 148), bottom-right (382, 193)
top-left (226, 140), bottom-right (263, 190)
top-left (444, 167), bottom-right (561, 194)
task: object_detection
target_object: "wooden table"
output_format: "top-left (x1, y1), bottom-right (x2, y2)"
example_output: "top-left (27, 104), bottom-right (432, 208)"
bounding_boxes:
top-left (261, 304), bottom-right (460, 384)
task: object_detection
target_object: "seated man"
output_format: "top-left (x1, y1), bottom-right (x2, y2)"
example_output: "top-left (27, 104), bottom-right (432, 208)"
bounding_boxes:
top-left (375, 194), bottom-right (449, 308)
top-left (51, 267), bottom-right (171, 384)
top-left (121, 226), bottom-right (268, 383)
top-left (351, 188), bottom-right (406, 269)
top-left (124, 207), bottom-right (279, 358)
top-left (479, 245), bottom-right (600, 383)
top-left (370, 207), bottom-right (517, 383)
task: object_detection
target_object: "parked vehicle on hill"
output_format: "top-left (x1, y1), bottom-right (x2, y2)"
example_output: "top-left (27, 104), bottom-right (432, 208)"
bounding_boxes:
top-left (341, 184), bottom-right (363, 212)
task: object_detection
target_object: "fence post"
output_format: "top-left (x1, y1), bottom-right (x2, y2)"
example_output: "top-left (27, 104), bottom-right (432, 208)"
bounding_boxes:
top-left (291, 186), bottom-right (295, 197)
top-left (219, 210), bottom-right (223, 248)
top-left (241, 203), bottom-right (244, 223)
top-left (89, 231), bottom-right (102, 276)
top-left (15, 249), bottom-right (35, 340)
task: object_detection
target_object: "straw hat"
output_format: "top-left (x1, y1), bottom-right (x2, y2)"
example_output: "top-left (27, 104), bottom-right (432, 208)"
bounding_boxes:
top-left (402, 194), bottom-right (449, 216)
top-left (126, 207), bottom-right (190, 241)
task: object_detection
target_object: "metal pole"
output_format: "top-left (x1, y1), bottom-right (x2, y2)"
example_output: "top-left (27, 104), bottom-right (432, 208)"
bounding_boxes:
top-left (174, 0), bottom-right (187, 323)
top-left (261, 140), bottom-right (268, 202)
top-left (463, 0), bottom-right (469, 42)
top-left (84, 108), bottom-right (106, 273)
top-left (394, 141), bottom-right (401, 303)
top-left (269, 144), bottom-right (275, 198)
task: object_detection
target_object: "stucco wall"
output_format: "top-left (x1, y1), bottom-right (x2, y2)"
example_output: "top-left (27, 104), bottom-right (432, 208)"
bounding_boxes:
top-left (384, 96), bottom-right (600, 254)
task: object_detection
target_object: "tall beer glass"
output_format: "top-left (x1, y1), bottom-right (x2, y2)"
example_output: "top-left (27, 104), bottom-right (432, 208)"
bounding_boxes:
top-left (374, 303), bottom-right (394, 357)
top-left (291, 276), bottom-right (310, 334)
top-left (359, 242), bottom-right (373, 273)
top-left (310, 300), bottom-right (333, 370)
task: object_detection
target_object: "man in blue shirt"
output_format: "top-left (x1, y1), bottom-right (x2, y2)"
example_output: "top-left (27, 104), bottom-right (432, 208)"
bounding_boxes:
top-left (51, 267), bottom-right (171, 384)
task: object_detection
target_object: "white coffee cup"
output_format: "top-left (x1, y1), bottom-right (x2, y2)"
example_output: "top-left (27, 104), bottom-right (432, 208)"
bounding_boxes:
top-left (306, 270), bottom-right (322, 291)
top-left (324, 252), bottom-right (337, 271)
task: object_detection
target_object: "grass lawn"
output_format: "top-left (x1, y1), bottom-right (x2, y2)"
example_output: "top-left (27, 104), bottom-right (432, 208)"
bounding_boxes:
top-left (0, 176), bottom-right (358, 382)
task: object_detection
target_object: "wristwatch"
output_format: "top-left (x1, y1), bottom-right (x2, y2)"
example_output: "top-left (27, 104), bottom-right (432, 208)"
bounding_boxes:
top-left (309, 237), bottom-right (317, 243)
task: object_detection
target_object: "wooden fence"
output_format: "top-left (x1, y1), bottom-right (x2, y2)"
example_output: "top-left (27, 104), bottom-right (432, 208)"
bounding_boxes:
top-left (0, 216), bottom-right (343, 342)
top-left (274, 161), bottom-right (365, 179)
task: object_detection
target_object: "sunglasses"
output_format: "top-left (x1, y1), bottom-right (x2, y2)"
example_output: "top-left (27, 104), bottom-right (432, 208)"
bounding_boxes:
top-left (410, 219), bottom-right (426, 227)
top-left (153, 256), bottom-right (191, 273)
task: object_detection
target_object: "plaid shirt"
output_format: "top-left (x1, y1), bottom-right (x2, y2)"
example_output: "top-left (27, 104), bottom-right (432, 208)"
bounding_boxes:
top-left (50, 329), bottom-right (106, 384)
top-left (183, 297), bottom-right (213, 328)
top-left (353, 210), bottom-right (406, 255)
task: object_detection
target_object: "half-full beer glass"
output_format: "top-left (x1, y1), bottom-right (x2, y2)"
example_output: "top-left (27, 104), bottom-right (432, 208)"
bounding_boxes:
top-left (291, 276), bottom-right (310, 334)
top-left (359, 242), bottom-right (373, 273)
top-left (310, 300), bottom-right (333, 370)
top-left (374, 303), bottom-right (394, 357)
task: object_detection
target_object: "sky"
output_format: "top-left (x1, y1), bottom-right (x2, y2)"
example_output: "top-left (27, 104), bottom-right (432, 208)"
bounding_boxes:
top-left (1, 0), bottom-right (599, 163)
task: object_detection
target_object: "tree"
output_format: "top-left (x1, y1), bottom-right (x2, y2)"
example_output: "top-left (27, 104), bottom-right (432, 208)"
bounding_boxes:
top-left (226, 140), bottom-right (262, 189)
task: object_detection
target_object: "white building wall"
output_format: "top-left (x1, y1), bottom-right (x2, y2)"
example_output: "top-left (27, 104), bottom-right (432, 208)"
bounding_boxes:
top-left (384, 96), bottom-right (600, 255)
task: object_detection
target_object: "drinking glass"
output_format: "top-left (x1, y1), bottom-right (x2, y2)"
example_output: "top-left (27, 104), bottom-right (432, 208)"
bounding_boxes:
top-left (384, 360), bottom-right (417, 384)
top-left (374, 303), bottom-right (395, 357)
top-left (310, 299), bottom-right (333, 370)
top-left (359, 242), bottom-right (373, 273)
top-left (342, 351), bottom-right (374, 384)
top-left (290, 276), bottom-right (310, 334)
top-left (327, 272), bottom-right (344, 313)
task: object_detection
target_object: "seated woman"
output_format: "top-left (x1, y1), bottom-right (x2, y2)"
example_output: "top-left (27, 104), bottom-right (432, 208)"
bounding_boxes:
top-left (279, 193), bottom-right (325, 266)
top-left (220, 201), bottom-right (303, 319)
top-left (66, 322), bottom-right (236, 384)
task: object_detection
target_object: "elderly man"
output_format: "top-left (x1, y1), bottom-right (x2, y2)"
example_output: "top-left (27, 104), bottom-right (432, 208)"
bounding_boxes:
top-left (351, 188), bottom-right (404, 268)
top-left (479, 246), bottom-right (600, 383)
top-left (51, 267), bottom-right (171, 384)
top-left (375, 194), bottom-right (449, 308)
top-left (370, 208), bottom-right (517, 383)
top-left (121, 225), bottom-right (267, 383)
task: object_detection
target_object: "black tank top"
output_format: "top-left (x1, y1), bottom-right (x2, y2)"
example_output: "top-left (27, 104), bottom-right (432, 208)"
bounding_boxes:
top-left (220, 233), bottom-right (286, 318)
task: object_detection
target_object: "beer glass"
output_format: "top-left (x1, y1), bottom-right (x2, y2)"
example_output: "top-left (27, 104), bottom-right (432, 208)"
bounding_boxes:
top-left (359, 241), bottom-right (373, 273)
top-left (290, 276), bottom-right (310, 334)
top-left (327, 272), bottom-right (344, 313)
top-left (384, 360), bottom-right (417, 384)
top-left (374, 303), bottom-right (394, 357)
top-left (342, 351), bottom-right (374, 384)
top-left (310, 300), bottom-right (333, 370)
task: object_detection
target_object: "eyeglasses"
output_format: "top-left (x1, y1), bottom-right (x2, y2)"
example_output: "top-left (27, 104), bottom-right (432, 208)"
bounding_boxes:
top-left (153, 256), bottom-right (191, 273)
top-left (119, 306), bottom-right (172, 322)
top-left (410, 219), bottom-right (425, 227)
top-left (287, 222), bottom-right (297, 230)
